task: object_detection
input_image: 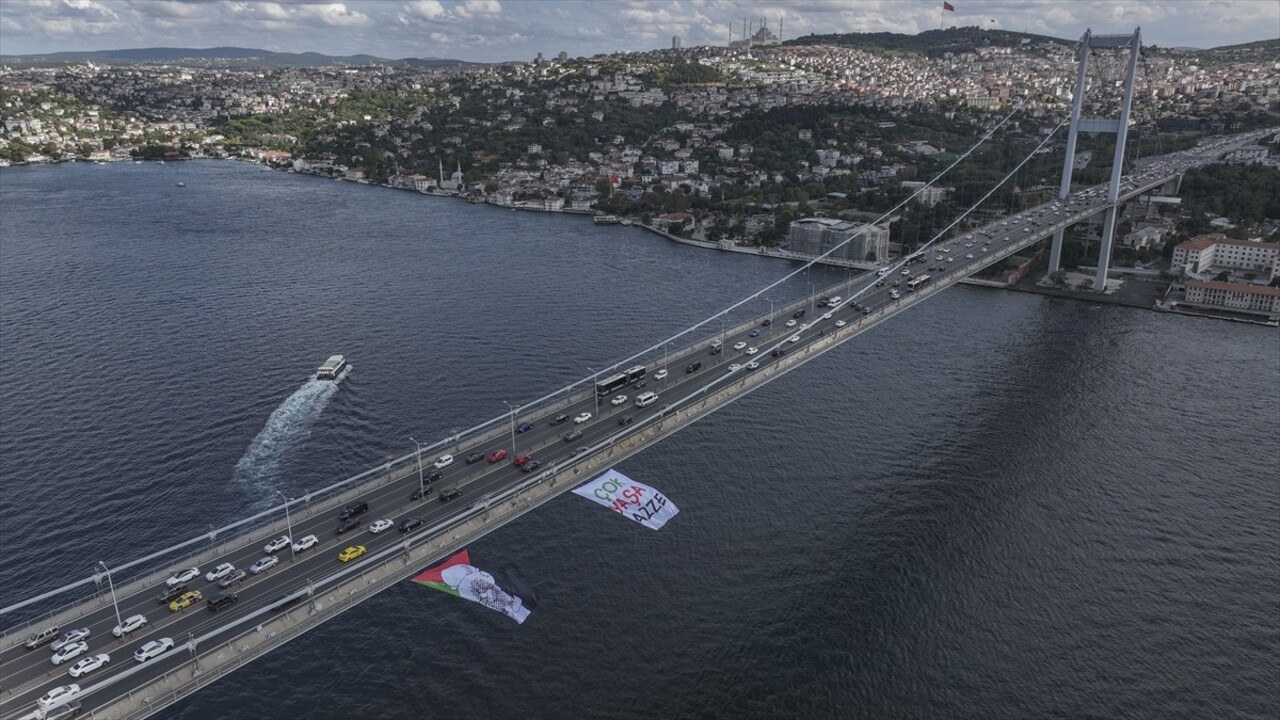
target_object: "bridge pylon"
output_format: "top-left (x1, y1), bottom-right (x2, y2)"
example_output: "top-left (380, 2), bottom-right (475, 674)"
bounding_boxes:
top-left (1047, 27), bottom-right (1142, 292)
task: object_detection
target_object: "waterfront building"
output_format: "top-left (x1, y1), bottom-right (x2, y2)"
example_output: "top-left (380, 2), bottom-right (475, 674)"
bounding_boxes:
top-left (788, 217), bottom-right (889, 262)
top-left (1172, 234), bottom-right (1280, 281)
top-left (1183, 280), bottom-right (1280, 316)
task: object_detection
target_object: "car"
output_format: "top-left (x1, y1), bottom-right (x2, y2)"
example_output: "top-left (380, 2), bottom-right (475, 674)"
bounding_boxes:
top-left (654, 368), bottom-right (668, 380)
top-left (338, 545), bottom-right (367, 563)
top-left (708, 345), bottom-right (722, 355)
top-left (618, 415), bottom-right (634, 426)
top-left (574, 412), bottom-right (592, 424)
top-left (685, 362), bottom-right (702, 373)
top-left (133, 637), bottom-right (175, 663)
top-left (563, 429), bottom-right (584, 442)
top-left (464, 451), bottom-right (485, 464)
top-left (514, 454), bottom-right (533, 467)
top-left (169, 590), bottom-right (203, 612)
top-left (411, 486), bottom-right (434, 501)
top-left (822, 312), bottom-right (833, 320)
top-left (522, 459), bottom-right (544, 472)
top-left (440, 487), bottom-right (462, 502)
top-left (793, 309), bottom-right (806, 318)
top-left (789, 334), bottom-right (801, 343)
top-left (862, 307), bottom-right (872, 314)
top-left (610, 394), bottom-right (628, 406)
top-left (835, 320), bottom-right (847, 328)
top-left (549, 414), bottom-right (569, 426)
top-left (745, 361), bottom-right (760, 370)
top-left (516, 421), bottom-right (534, 433)
top-left (966, 253), bottom-right (974, 259)
top-left (336, 519), bottom-right (360, 535)
top-left (339, 501), bottom-right (369, 520)
top-left (399, 517), bottom-right (425, 533)
top-left (761, 318), bottom-right (772, 326)
top-left (875, 280), bottom-right (885, 288)
top-left (51, 628), bottom-right (91, 652)
top-left (771, 348), bottom-right (786, 358)
top-left (732, 341), bottom-right (747, 351)
top-left (205, 563), bottom-right (236, 583)
top-left (745, 346), bottom-right (758, 355)
top-left (165, 567), bottom-right (200, 588)
top-left (947, 257), bottom-right (955, 262)
top-left (981, 247), bottom-right (989, 253)
top-left (112, 614), bottom-right (147, 638)
top-left (369, 519), bottom-right (394, 534)
top-left (250, 555), bottom-right (279, 574)
top-left (425, 469), bottom-right (443, 483)
top-left (749, 329), bottom-right (761, 337)
top-left (487, 448), bottom-right (508, 462)
top-left (728, 363), bottom-right (742, 372)
top-left (24, 625), bottom-right (61, 650)
top-left (51, 641), bottom-right (89, 665)
top-left (207, 593), bottom-right (238, 612)
top-left (292, 534), bottom-right (318, 553)
top-left (37, 685), bottom-right (81, 711)
top-left (433, 454), bottom-right (454, 469)
top-left (218, 569), bottom-right (247, 589)
top-left (901, 268), bottom-right (911, 275)
top-left (68, 653), bottom-right (110, 679)
top-left (264, 536), bottom-right (291, 554)
top-left (630, 380), bottom-right (647, 390)
top-left (157, 584), bottom-right (188, 604)
top-left (785, 318), bottom-right (797, 327)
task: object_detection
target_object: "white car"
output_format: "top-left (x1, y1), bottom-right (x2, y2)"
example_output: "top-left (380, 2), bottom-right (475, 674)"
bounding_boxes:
top-left (745, 361), bottom-right (760, 370)
top-left (654, 368), bottom-right (668, 380)
top-left (37, 685), bottom-right (81, 711)
top-left (728, 363), bottom-right (742, 372)
top-left (966, 253), bottom-right (975, 259)
top-left (263, 536), bottom-right (291, 554)
top-left (292, 534), bottom-right (319, 553)
top-left (50, 641), bottom-right (89, 666)
top-left (789, 334), bottom-right (801, 343)
top-left (205, 563), bottom-right (236, 583)
top-left (68, 653), bottom-right (110, 678)
top-left (50, 628), bottom-right (91, 652)
top-left (785, 319), bottom-right (797, 327)
top-left (165, 567), bottom-right (200, 588)
top-left (433, 454), bottom-right (454, 469)
top-left (732, 341), bottom-right (746, 351)
top-left (250, 555), bottom-right (279, 575)
top-left (574, 412), bottom-right (592, 424)
top-left (134, 637), bottom-right (175, 663)
top-left (368, 519), bottom-right (394, 534)
top-left (745, 346), bottom-right (758, 355)
top-left (835, 320), bottom-right (847, 328)
top-left (610, 394), bottom-right (627, 406)
top-left (112, 614), bottom-right (147, 638)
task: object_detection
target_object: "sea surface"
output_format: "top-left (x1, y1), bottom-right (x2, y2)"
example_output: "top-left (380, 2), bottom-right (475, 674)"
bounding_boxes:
top-left (1, 161), bottom-right (1276, 719)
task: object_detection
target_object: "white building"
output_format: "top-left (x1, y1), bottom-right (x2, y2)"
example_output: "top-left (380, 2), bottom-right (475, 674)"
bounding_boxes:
top-left (1171, 234), bottom-right (1280, 281)
top-left (1184, 280), bottom-right (1280, 316)
top-left (788, 217), bottom-right (889, 263)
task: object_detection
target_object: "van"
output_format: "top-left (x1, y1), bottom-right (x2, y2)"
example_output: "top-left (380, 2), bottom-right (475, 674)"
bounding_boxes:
top-left (635, 392), bottom-right (658, 408)
top-left (24, 625), bottom-right (60, 650)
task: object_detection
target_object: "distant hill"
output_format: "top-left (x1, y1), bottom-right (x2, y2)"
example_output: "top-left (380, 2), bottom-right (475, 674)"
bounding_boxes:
top-left (0, 46), bottom-right (471, 68)
top-left (783, 27), bottom-right (1072, 56)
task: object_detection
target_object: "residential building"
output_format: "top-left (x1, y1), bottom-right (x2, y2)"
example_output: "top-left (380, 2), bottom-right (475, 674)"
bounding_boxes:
top-left (788, 217), bottom-right (889, 262)
top-left (1183, 280), bottom-right (1280, 316)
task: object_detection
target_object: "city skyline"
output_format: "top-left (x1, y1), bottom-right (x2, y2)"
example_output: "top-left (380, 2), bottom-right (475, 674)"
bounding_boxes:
top-left (1, 0), bottom-right (1277, 62)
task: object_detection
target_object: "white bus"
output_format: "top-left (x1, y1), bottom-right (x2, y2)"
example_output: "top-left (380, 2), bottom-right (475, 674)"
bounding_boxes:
top-left (906, 275), bottom-right (932, 292)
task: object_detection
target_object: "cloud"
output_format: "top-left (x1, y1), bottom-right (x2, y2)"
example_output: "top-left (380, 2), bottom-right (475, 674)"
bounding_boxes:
top-left (454, 0), bottom-right (501, 19)
top-left (401, 0), bottom-right (447, 22)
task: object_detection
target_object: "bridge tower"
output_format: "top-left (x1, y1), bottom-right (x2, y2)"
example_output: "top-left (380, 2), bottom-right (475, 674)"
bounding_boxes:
top-left (1048, 28), bottom-right (1142, 292)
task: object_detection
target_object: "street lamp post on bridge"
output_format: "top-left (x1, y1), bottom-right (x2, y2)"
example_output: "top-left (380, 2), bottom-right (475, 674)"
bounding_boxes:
top-left (587, 367), bottom-right (599, 417)
top-left (410, 436), bottom-right (425, 498)
top-left (97, 561), bottom-right (122, 638)
top-left (766, 298), bottom-right (777, 336)
top-left (276, 491), bottom-right (295, 560)
top-left (502, 401), bottom-right (518, 454)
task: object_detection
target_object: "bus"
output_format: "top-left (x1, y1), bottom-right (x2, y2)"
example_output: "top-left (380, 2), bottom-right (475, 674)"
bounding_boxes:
top-left (595, 365), bottom-right (647, 396)
top-left (906, 275), bottom-right (932, 292)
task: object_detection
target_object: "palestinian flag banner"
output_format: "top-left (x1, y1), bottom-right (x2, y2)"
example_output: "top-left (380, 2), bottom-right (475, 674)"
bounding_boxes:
top-left (412, 549), bottom-right (537, 624)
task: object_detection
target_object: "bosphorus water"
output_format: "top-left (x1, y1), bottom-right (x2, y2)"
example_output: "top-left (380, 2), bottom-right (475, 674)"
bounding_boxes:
top-left (1, 161), bottom-right (1276, 719)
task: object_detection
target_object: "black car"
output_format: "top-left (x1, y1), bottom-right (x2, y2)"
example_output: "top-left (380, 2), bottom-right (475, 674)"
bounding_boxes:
top-left (709, 346), bottom-right (722, 355)
top-left (464, 452), bottom-right (485, 464)
top-left (685, 361), bottom-right (702, 374)
top-left (157, 584), bottom-right (187, 604)
top-left (516, 421), bottom-right (534, 433)
top-left (399, 517), bottom-right (425, 534)
top-left (339, 501), bottom-right (369, 521)
top-left (793, 309), bottom-right (806, 318)
top-left (440, 487), bottom-right (462, 502)
top-left (521, 460), bottom-right (543, 473)
top-left (411, 486), bottom-right (434, 501)
top-left (425, 469), bottom-right (443, 483)
top-left (549, 414), bottom-right (569, 426)
top-left (206, 593), bottom-right (238, 612)
top-left (631, 380), bottom-right (647, 389)
top-left (563, 429), bottom-right (584, 442)
top-left (618, 415), bottom-right (634, 426)
top-left (761, 319), bottom-right (772, 326)
top-left (335, 519), bottom-right (360, 535)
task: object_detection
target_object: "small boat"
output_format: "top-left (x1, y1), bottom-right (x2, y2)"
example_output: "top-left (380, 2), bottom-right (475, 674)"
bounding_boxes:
top-left (316, 355), bottom-right (347, 380)
top-left (134, 160), bottom-right (142, 164)
top-left (157, 160), bottom-right (165, 165)
top-left (176, 181), bottom-right (186, 188)
top-left (593, 215), bottom-right (621, 225)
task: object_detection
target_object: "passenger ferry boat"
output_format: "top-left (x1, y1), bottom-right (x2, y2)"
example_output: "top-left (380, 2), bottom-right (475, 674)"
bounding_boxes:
top-left (593, 215), bottom-right (621, 225)
top-left (316, 355), bottom-right (347, 380)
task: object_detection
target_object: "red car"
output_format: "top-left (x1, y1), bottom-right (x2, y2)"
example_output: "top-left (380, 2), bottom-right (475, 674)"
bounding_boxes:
top-left (486, 449), bottom-right (508, 463)
top-left (513, 454), bottom-right (533, 467)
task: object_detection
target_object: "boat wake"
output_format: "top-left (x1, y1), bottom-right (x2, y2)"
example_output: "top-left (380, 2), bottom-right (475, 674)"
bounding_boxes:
top-left (233, 372), bottom-right (345, 490)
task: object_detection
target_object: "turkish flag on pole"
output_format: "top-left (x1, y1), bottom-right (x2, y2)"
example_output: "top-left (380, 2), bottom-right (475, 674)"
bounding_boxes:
top-left (943, 1), bottom-right (955, 11)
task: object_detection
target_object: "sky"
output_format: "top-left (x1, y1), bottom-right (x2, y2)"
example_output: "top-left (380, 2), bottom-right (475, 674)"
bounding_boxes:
top-left (0, 0), bottom-right (1276, 61)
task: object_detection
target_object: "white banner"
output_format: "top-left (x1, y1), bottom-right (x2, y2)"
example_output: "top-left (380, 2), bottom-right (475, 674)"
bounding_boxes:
top-left (573, 469), bottom-right (680, 530)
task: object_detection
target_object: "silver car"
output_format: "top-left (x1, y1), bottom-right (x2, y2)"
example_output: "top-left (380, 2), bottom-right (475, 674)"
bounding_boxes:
top-left (218, 569), bottom-right (247, 588)
top-left (249, 556), bottom-right (278, 575)
top-left (50, 628), bottom-right (90, 653)
top-left (50, 641), bottom-right (89, 666)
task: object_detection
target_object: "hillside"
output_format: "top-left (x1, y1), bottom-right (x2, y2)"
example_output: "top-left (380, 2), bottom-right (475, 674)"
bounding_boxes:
top-left (783, 27), bottom-right (1072, 56)
top-left (0, 46), bottom-right (470, 68)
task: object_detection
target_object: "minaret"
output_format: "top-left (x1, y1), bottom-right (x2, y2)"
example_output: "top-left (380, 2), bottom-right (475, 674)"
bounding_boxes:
top-left (438, 158), bottom-right (443, 185)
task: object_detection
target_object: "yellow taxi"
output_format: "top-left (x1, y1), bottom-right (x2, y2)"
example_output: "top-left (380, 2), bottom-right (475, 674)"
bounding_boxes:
top-left (338, 545), bottom-right (366, 563)
top-left (168, 590), bottom-right (203, 612)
